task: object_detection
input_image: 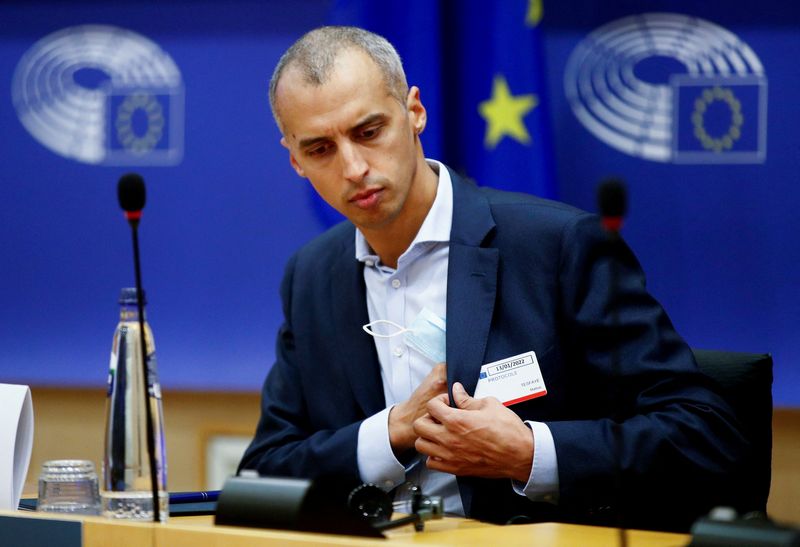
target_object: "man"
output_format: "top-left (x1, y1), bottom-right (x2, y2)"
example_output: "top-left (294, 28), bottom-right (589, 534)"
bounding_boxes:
top-left (239, 26), bottom-right (749, 531)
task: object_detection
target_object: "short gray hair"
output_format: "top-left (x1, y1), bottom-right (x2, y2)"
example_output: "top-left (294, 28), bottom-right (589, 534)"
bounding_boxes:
top-left (269, 26), bottom-right (409, 128)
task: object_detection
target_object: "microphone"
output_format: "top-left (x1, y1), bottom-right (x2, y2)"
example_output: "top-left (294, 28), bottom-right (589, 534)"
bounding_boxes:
top-left (118, 173), bottom-right (146, 226)
top-left (116, 173), bottom-right (161, 522)
top-left (215, 476), bottom-right (442, 536)
top-left (597, 177), bottom-right (628, 547)
top-left (597, 178), bottom-right (627, 234)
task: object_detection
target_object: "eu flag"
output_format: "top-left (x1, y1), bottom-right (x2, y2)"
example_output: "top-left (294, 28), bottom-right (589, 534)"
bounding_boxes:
top-left (330, 0), bottom-right (556, 199)
top-left (671, 75), bottom-right (767, 164)
top-left (106, 87), bottom-right (183, 165)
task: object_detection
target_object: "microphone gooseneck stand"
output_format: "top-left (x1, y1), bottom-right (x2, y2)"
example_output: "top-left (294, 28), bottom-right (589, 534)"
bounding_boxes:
top-left (118, 173), bottom-right (161, 523)
top-left (598, 178), bottom-right (628, 547)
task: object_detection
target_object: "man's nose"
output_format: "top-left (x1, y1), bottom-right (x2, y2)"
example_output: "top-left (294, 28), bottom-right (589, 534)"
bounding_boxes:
top-left (340, 142), bottom-right (369, 183)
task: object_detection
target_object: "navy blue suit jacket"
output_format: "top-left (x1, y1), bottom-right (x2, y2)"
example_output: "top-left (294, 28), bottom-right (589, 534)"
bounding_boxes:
top-left (240, 169), bottom-right (748, 530)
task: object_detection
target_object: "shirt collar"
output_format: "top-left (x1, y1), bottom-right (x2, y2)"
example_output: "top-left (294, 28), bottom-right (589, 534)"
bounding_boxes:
top-left (355, 159), bottom-right (453, 263)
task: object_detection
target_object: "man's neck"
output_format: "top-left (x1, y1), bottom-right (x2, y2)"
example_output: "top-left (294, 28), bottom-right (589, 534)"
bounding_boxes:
top-left (361, 161), bottom-right (439, 269)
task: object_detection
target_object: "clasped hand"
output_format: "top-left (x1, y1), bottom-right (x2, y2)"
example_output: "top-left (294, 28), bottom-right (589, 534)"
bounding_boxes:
top-left (387, 364), bottom-right (533, 483)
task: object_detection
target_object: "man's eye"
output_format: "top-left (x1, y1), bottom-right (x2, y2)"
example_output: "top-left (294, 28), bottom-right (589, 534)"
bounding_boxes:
top-left (360, 126), bottom-right (381, 140)
top-left (307, 144), bottom-right (331, 157)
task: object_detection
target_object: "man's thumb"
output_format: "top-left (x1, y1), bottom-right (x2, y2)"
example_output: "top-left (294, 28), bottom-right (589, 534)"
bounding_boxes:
top-left (452, 382), bottom-right (477, 409)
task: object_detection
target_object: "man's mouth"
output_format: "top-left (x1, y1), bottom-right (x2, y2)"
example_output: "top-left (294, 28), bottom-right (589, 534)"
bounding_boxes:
top-left (349, 187), bottom-right (383, 209)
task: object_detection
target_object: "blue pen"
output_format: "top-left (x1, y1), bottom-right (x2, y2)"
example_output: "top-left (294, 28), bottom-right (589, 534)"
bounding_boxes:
top-left (169, 490), bottom-right (221, 504)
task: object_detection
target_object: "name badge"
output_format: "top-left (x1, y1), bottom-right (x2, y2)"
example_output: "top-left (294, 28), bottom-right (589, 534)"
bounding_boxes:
top-left (473, 351), bottom-right (547, 406)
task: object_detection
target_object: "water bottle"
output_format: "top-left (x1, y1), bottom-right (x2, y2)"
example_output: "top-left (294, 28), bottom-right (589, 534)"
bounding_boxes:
top-left (101, 287), bottom-right (168, 520)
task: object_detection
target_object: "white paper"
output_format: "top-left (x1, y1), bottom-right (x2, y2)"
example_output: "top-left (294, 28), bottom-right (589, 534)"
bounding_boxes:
top-left (0, 383), bottom-right (34, 510)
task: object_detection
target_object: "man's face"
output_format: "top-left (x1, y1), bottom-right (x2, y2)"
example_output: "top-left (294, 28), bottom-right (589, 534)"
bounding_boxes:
top-left (275, 49), bottom-right (427, 232)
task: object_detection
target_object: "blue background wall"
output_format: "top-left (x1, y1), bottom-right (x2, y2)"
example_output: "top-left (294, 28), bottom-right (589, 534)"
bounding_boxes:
top-left (1, 1), bottom-right (797, 405)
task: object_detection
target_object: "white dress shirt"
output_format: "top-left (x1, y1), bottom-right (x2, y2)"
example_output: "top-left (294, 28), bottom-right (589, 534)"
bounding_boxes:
top-left (355, 160), bottom-right (559, 514)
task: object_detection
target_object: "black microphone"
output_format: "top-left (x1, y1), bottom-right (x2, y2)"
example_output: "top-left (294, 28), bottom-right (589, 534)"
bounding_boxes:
top-left (597, 177), bottom-right (628, 547)
top-left (116, 172), bottom-right (161, 523)
top-left (598, 178), bottom-right (627, 234)
top-left (118, 173), bottom-right (146, 226)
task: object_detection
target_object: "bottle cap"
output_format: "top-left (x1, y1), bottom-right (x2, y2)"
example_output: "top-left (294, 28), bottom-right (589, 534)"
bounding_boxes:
top-left (119, 287), bottom-right (147, 305)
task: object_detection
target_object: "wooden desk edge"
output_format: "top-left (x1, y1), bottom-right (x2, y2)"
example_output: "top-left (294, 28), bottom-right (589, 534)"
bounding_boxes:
top-left (0, 509), bottom-right (690, 547)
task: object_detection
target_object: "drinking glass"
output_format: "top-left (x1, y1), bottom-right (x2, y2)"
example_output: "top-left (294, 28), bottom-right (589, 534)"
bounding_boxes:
top-left (37, 459), bottom-right (101, 515)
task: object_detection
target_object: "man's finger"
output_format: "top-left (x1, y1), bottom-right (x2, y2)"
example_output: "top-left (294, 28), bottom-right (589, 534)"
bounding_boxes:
top-left (426, 392), bottom-right (455, 422)
top-left (451, 382), bottom-right (476, 409)
top-left (414, 437), bottom-right (451, 461)
top-left (424, 453), bottom-right (463, 475)
top-left (413, 412), bottom-right (443, 438)
top-left (425, 457), bottom-right (457, 474)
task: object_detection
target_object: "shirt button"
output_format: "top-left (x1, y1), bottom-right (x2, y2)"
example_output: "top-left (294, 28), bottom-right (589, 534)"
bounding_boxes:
top-left (391, 279), bottom-right (401, 289)
top-left (365, 259), bottom-right (375, 267)
top-left (393, 347), bottom-right (404, 357)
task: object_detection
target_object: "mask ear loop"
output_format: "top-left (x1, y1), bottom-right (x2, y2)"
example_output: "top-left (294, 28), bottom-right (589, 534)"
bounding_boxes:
top-left (362, 319), bottom-right (410, 338)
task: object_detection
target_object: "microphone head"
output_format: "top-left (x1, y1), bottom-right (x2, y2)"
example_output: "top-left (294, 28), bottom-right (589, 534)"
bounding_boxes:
top-left (597, 178), bottom-right (627, 219)
top-left (118, 173), bottom-right (146, 212)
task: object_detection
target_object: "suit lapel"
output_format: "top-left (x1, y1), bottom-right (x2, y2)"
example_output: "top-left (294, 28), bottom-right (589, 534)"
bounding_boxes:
top-left (330, 234), bottom-right (386, 417)
top-left (325, 170), bottom-right (499, 417)
top-left (446, 171), bottom-right (499, 397)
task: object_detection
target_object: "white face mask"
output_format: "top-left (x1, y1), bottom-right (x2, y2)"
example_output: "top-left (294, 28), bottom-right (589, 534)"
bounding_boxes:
top-left (362, 307), bottom-right (447, 363)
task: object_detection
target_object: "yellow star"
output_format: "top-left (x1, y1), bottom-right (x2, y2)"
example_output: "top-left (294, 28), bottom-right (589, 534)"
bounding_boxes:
top-left (478, 75), bottom-right (538, 149)
top-left (526, 0), bottom-right (543, 27)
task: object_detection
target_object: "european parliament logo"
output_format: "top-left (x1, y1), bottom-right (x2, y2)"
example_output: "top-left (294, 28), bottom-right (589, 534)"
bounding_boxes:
top-left (11, 25), bottom-right (184, 166)
top-left (564, 13), bottom-right (767, 164)
top-left (672, 76), bottom-right (766, 163)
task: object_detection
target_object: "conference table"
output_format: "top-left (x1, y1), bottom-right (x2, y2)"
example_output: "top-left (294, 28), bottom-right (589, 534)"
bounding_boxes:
top-left (1, 509), bottom-right (690, 546)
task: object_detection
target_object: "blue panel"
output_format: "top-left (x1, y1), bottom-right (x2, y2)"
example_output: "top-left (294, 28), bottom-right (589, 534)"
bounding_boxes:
top-left (0, 514), bottom-right (82, 547)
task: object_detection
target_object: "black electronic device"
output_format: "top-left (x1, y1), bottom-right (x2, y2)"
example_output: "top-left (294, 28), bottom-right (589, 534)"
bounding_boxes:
top-left (690, 507), bottom-right (800, 546)
top-left (215, 476), bottom-right (442, 537)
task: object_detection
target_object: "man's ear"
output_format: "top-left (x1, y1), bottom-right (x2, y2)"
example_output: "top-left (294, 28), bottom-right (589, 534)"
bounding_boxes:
top-left (406, 86), bottom-right (427, 136)
top-left (281, 136), bottom-right (305, 177)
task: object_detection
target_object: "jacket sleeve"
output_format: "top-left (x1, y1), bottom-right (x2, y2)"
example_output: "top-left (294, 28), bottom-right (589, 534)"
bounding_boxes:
top-left (237, 252), bottom-right (362, 480)
top-left (546, 213), bottom-right (750, 529)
